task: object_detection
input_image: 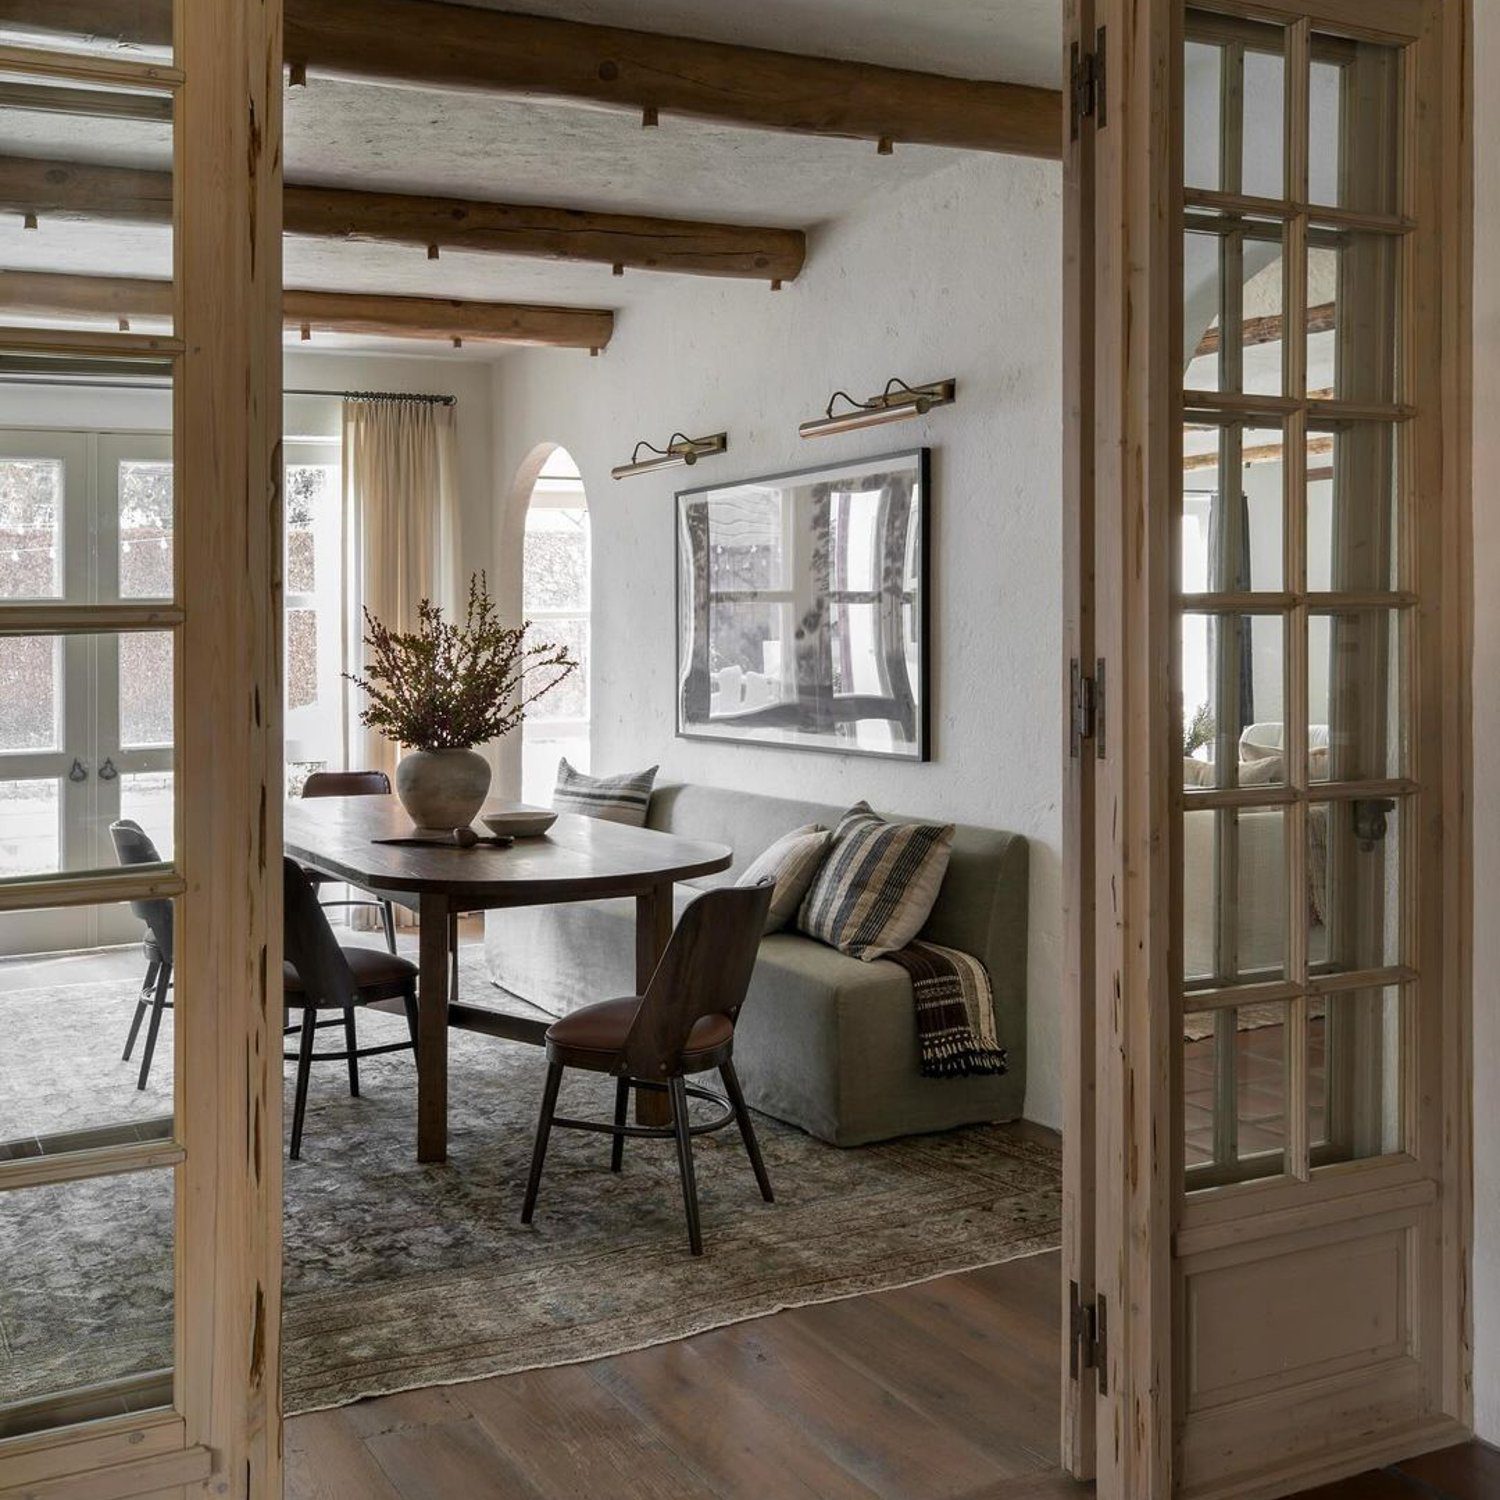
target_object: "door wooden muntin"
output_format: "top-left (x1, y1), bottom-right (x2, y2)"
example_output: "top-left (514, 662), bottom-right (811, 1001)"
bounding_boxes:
top-left (0, 7), bottom-right (283, 1496)
top-left (1072, 0), bottom-right (1470, 1494)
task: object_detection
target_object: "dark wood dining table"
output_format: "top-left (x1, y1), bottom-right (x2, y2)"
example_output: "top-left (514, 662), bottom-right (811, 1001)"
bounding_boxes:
top-left (284, 794), bottom-right (733, 1162)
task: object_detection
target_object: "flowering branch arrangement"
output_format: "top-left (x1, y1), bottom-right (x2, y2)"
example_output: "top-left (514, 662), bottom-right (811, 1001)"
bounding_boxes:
top-left (345, 572), bottom-right (578, 751)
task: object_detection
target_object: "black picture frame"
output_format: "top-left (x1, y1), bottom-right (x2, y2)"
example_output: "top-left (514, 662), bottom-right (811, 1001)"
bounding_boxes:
top-left (675, 446), bottom-right (931, 762)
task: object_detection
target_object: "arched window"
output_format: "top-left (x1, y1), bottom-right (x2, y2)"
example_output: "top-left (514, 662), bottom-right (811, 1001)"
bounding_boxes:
top-left (521, 447), bottom-right (590, 804)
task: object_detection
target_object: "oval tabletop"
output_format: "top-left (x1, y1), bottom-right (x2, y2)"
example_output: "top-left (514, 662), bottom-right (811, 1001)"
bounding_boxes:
top-left (284, 794), bottom-right (733, 899)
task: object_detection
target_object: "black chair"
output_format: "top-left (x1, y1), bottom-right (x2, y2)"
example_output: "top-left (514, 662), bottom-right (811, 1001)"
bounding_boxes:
top-left (521, 883), bottom-right (776, 1256)
top-left (282, 857), bottom-right (420, 1160)
top-left (300, 770), bottom-right (399, 953)
top-left (110, 819), bottom-right (175, 1091)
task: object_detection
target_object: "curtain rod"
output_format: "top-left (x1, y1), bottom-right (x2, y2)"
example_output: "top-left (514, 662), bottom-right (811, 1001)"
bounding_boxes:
top-left (0, 375), bottom-right (457, 405)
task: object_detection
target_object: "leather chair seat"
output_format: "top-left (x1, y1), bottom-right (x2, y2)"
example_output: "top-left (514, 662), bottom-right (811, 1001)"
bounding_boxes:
top-left (545, 997), bottom-right (733, 1071)
top-left (284, 944), bottom-right (417, 1002)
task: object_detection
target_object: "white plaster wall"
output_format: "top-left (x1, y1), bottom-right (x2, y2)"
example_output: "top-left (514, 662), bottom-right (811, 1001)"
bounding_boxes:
top-left (488, 152), bottom-right (1066, 1128)
top-left (1470, 0), bottom-right (1500, 1444)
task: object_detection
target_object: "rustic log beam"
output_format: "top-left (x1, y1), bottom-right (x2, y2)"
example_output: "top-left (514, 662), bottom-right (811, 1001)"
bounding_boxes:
top-left (0, 270), bottom-right (614, 349)
top-left (0, 156), bottom-right (806, 282)
top-left (0, 0), bottom-right (1063, 158)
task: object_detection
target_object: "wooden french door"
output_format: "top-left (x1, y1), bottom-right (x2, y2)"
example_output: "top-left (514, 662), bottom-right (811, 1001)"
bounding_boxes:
top-left (0, 5), bottom-right (284, 1498)
top-left (1064, 0), bottom-right (1471, 1495)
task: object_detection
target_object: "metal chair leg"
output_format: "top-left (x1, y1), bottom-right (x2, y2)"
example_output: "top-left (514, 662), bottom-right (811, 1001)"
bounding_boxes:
top-left (136, 961), bottom-right (172, 1091)
top-left (669, 1075), bottom-right (703, 1256)
top-left (720, 1059), bottom-right (774, 1203)
top-left (343, 1008), bottom-right (360, 1097)
top-left (521, 1060), bottom-right (564, 1224)
top-left (611, 1075), bottom-right (630, 1172)
top-left (289, 1008), bottom-right (317, 1161)
top-left (123, 959), bottom-right (158, 1061)
top-left (380, 899), bottom-right (398, 955)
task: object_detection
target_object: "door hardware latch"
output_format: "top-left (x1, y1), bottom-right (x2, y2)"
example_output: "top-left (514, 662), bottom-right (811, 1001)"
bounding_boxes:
top-left (69, 758), bottom-right (88, 783)
top-left (1352, 796), bottom-right (1396, 851)
top-left (98, 757), bottom-right (119, 782)
top-left (1070, 658), bottom-right (1105, 760)
top-left (1070, 26), bottom-right (1107, 140)
top-left (1069, 1281), bottom-right (1108, 1393)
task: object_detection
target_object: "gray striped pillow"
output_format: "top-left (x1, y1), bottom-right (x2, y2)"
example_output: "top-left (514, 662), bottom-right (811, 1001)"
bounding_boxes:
top-left (797, 802), bottom-right (954, 961)
top-left (552, 759), bottom-right (658, 826)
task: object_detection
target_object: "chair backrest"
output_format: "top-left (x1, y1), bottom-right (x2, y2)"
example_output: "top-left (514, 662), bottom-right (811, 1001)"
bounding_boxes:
top-left (301, 769), bottom-right (391, 799)
top-left (622, 883), bottom-right (773, 1077)
top-left (282, 857), bottom-right (357, 1009)
top-left (109, 819), bottom-right (173, 963)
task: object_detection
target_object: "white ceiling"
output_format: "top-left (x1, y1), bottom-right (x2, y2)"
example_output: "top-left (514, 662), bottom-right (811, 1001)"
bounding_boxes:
top-left (0, 0), bottom-right (1062, 357)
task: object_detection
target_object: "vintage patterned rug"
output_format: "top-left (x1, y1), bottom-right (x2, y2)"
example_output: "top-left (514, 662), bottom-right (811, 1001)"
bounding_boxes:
top-left (0, 955), bottom-right (1061, 1415)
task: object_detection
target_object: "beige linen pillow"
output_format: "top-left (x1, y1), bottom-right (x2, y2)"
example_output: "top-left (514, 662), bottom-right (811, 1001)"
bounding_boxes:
top-left (552, 758), bottom-right (658, 826)
top-left (735, 824), bottom-right (831, 933)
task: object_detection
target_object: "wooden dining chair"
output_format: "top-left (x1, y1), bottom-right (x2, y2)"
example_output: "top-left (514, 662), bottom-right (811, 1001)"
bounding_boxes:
top-left (282, 857), bottom-right (420, 1160)
top-left (521, 882), bottom-right (776, 1256)
top-left (300, 770), bottom-right (399, 952)
top-left (110, 819), bottom-right (174, 1091)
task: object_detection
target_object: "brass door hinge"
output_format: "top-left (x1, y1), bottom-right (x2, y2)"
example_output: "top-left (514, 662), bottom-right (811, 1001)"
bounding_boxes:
top-left (1070, 658), bottom-right (1105, 760)
top-left (1070, 27), bottom-right (1107, 140)
top-left (1069, 1281), bottom-right (1108, 1393)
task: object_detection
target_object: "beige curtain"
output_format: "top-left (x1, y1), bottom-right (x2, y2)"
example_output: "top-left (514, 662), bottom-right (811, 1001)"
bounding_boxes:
top-left (341, 395), bottom-right (460, 781)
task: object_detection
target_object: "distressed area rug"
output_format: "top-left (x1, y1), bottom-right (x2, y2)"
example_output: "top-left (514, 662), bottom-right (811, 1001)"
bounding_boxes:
top-left (0, 956), bottom-right (1061, 1415)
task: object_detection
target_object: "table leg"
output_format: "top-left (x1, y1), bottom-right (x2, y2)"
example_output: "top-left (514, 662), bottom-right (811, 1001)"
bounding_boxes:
top-left (417, 892), bottom-right (451, 1162)
top-left (635, 882), bottom-right (674, 1127)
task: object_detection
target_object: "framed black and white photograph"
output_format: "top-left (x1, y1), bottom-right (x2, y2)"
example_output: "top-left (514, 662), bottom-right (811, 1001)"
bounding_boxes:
top-left (676, 448), bottom-right (929, 761)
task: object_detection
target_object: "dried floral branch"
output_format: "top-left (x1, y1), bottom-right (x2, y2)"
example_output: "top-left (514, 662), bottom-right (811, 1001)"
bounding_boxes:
top-left (345, 572), bottom-right (578, 751)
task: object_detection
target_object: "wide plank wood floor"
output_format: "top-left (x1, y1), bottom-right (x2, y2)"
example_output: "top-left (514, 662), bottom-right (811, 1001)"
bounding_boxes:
top-left (285, 1245), bottom-right (1498, 1499)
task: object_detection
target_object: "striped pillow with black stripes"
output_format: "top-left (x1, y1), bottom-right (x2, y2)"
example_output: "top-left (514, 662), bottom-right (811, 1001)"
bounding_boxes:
top-left (552, 758), bottom-right (658, 826)
top-left (796, 802), bottom-right (955, 961)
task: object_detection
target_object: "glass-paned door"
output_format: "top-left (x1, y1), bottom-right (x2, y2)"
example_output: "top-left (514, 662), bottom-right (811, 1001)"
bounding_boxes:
top-left (0, 7), bottom-right (284, 1495)
top-left (1068, 0), bottom-right (1469, 1494)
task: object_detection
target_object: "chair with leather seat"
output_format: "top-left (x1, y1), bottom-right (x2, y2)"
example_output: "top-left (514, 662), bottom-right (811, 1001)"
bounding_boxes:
top-left (282, 857), bottom-right (420, 1160)
top-left (299, 770), bottom-right (399, 952)
top-left (521, 882), bottom-right (776, 1256)
top-left (110, 819), bottom-right (174, 1091)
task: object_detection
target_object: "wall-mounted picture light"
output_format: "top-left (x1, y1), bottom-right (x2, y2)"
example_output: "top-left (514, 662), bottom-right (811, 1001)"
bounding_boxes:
top-left (611, 431), bottom-right (728, 480)
top-left (799, 377), bottom-right (956, 439)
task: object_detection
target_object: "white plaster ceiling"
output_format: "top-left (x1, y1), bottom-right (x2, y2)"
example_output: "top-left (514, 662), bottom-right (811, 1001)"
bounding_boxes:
top-left (0, 0), bottom-right (1064, 356)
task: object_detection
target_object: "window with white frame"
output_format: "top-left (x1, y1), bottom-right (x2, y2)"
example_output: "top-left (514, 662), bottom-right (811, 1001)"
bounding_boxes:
top-left (521, 448), bottom-right (590, 804)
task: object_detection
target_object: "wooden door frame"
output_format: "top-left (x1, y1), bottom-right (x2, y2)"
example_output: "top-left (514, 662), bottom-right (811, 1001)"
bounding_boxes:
top-left (1072, 0), bottom-right (1472, 1494)
top-left (0, 2), bottom-right (285, 1496)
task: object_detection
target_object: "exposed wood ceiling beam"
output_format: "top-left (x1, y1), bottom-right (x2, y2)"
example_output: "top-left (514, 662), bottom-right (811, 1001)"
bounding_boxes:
top-left (0, 270), bottom-right (614, 349)
top-left (2, 0), bottom-right (1063, 159)
top-left (0, 156), bottom-right (805, 283)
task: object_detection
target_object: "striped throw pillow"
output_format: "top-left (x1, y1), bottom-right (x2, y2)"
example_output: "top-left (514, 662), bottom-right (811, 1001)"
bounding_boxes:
top-left (552, 759), bottom-right (658, 826)
top-left (735, 824), bottom-right (831, 933)
top-left (797, 802), bottom-right (955, 961)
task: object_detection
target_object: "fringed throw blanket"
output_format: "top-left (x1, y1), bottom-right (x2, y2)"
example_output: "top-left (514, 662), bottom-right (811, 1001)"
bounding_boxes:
top-left (885, 941), bottom-right (1008, 1079)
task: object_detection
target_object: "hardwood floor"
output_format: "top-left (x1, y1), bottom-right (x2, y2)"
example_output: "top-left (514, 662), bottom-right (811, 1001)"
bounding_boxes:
top-left (285, 1245), bottom-right (1498, 1499)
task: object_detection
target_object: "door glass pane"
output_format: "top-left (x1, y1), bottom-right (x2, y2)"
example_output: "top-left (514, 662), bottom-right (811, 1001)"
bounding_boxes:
top-left (1183, 422), bottom-right (1285, 594)
top-left (0, 633), bottom-right (58, 750)
top-left (119, 631), bottom-right (173, 748)
top-left (1182, 613), bottom-right (1285, 788)
top-left (0, 455), bottom-right (62, 599)
top-left (523, 506), bottom-right (590, 612)
top-left (118, 461), bottom-right (174, 600)
top-left (1183, 14), bottom-right (1286, 200)
top-left (1308, 610), bottom-right (1404, 782)
top-left (1307, 424), bottom-right (1399, 593)
top-left (1307, 37), bottom-right (1402, 216)
top-left (525, 616), bottom-right (588, 724)
top-left (1309, 798), bottom-right (1403, 976)
top-left (0, 3), bottom-right (174, 63)
top-left (1308, 229), bottom-right (1401, 404)
top-left (286, 607), bottom-right (318, 711)
top-left (1184, 215), bottom-right (1286, 395)
top-left (0, 779), bottom-right (58, 877)
top-left (120, 771), bottom-right (173, 860)
top-left (0, 1170), bottom-right (173, 1441)
top-left (1183, 1002), bottom-right (1288, 1184)
top-left (1184, 807), bottom-right (1287, 988)
top-left (285, 464), bottom-right (335, 594)
top-left (0, 898), bottom-right (176, 1144)
top-left (1308, 987), bottom-right (1404, 1167)
top-left (0, 74), bottom-right (174, 318)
